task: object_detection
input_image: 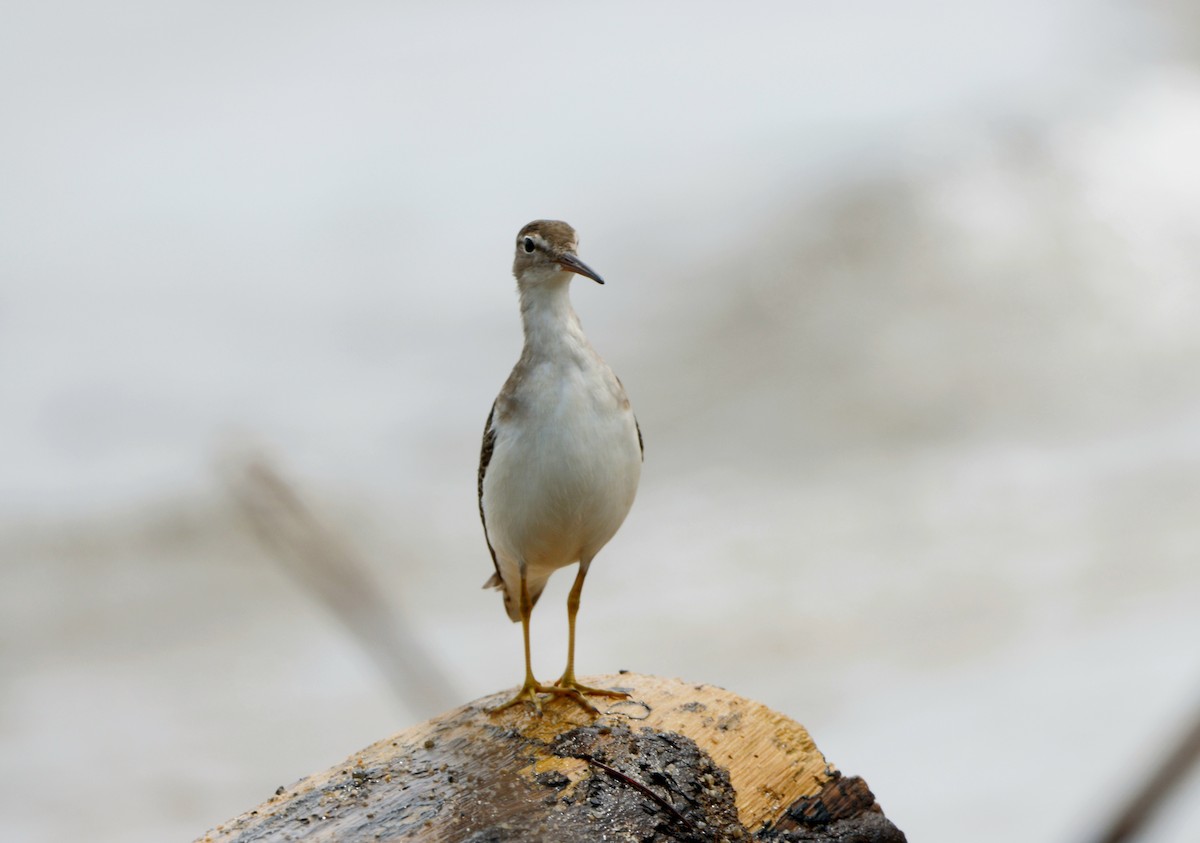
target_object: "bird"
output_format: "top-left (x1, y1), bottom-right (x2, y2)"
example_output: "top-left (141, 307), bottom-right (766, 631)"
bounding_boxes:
top-left (477, 220), bottom-right (643, 714)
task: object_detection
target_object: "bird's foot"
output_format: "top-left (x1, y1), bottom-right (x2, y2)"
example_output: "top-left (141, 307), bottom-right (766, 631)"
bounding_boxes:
top-left (554, 671), bottom-right (631, 703)
top-left (490, 678), bottom-right (603, 716)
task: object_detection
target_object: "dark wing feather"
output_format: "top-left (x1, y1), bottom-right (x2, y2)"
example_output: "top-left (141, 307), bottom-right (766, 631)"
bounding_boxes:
top-left (615, 374), bottom-right (644, 462)
top-left (477, 402), bottom-right (502, 582)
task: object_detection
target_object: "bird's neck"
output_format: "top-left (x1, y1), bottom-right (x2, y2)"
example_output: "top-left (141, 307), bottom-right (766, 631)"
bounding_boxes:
top-left (518, 279), bottom-right (588, 359)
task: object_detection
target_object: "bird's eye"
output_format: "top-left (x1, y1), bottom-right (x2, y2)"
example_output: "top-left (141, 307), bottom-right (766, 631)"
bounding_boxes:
top-left (522, 237), bottom-right (535, 254)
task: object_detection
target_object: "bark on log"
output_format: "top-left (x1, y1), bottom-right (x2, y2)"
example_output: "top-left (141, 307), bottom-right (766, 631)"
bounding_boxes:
top-left (197, 673), bottom-right (905, 842)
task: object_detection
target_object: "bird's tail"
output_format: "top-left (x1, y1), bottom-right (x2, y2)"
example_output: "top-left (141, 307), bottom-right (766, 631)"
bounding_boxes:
top-left (482, 569), bottom-right (548, 623)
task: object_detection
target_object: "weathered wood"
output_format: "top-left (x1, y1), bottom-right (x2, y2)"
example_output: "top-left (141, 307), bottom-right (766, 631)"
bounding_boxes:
top-left (197, 673), bottom-right (904, 842)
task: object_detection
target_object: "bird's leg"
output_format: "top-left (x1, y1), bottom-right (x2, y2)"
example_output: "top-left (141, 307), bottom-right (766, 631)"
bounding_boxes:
top-left (492, 565), bottom-right (544, 713)
top-left (491, 565), bottom-right (602, 715)
top-left (554, 559), bottom-right (629, 701)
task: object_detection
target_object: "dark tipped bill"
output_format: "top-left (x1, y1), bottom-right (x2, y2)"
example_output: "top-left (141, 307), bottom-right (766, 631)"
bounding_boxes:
top-left (557, 252), bottom-right (605, 285)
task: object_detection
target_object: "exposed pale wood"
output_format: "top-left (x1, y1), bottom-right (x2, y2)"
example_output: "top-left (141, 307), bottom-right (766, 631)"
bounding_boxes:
top-left (197, 672), bottom-right (903, 842)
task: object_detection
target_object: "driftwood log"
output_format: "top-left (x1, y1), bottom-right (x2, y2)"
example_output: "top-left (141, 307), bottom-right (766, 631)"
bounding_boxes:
top-left (197, 673), bottom-right (905, 842)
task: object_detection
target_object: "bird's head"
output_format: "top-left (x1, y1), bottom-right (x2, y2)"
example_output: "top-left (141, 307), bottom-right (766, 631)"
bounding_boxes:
top-left (512, 220), bottom-right (604, 287)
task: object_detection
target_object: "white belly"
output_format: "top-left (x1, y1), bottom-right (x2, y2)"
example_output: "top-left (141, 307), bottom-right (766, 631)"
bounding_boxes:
top-left (482, 360), bottom-right (641, 583)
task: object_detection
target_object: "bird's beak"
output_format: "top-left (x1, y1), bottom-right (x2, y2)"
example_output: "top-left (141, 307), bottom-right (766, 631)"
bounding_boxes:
top-left (557, 252), bottom-right (605, 285)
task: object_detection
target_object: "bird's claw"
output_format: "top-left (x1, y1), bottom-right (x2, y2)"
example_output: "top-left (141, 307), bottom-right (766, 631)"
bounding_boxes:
top-left (554, 674), bottom-right (631, 703)
top-left (491, 677), bottom-right (625, 716)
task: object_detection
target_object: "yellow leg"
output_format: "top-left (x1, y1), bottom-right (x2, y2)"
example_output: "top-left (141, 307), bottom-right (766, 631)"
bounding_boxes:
top-left (554, 560), bottom-right (629, 701)
top-left (492, 565), bottom-right (604, 715)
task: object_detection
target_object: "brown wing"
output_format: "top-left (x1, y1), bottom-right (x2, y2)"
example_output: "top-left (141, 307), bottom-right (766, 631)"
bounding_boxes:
top-left (477, 402), bottom-right (502, 584)
top-left (615, 374), bottom-right (644, 462)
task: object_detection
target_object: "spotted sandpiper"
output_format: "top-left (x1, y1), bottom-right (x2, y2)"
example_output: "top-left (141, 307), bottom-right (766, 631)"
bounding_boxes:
top-left (477, 220), bottom-right (643, 714)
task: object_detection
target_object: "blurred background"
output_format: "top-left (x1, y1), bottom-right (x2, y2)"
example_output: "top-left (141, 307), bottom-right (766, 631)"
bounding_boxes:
top-left (3, 1), bottom-right (1199, 841)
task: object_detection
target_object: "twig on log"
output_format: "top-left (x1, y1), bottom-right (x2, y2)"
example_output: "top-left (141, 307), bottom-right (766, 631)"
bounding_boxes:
top-left (574, 751), bottom-right (698, 836)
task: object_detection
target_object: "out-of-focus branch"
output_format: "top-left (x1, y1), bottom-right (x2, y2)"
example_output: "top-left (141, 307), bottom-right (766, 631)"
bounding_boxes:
top-left (1088, 693), bottom-right (1200, 843)
top-left (222, 454), bottom-right (458, 717)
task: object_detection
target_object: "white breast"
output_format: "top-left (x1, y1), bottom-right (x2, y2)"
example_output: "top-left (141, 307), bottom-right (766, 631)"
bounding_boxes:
top-left (482, 354), bottom-right (641, 585)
